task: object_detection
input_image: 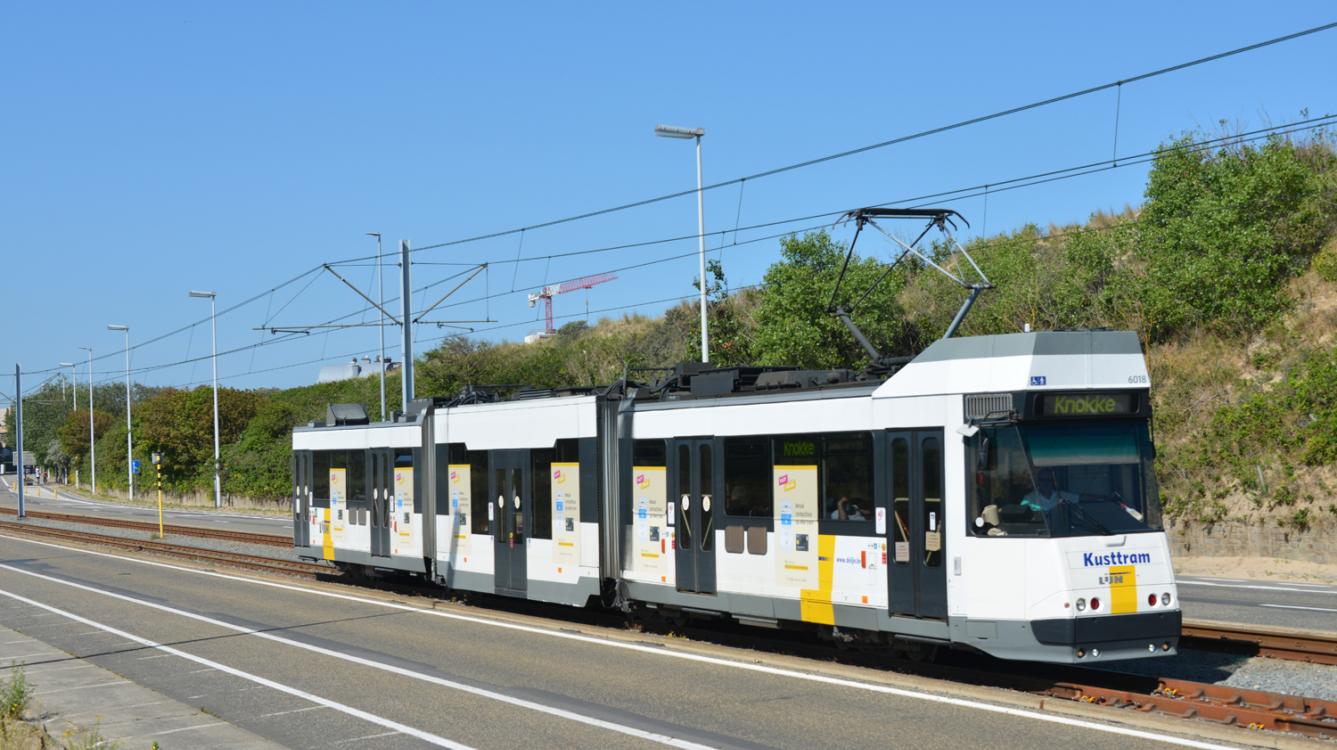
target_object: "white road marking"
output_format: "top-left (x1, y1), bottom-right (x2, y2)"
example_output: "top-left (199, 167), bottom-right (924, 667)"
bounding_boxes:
top-left (0, 534), bottom-right (1237, 749)
top-left (0, 585), bottom-right (472, 750)
top-left (129, 721), bottom-right (227, 738)
top-left (40, 680), bottom-right (132, 694)
top-left (1258, 603), bottom-right (1337, 614)
top-left (333, 730), bottom-right (402, 745)
top-left (0, 563), bottom-right (718, 750)
top-left (1176, 580), bottom-right (1337, 596)
top-left (257, 705), bottom-right (329, 718)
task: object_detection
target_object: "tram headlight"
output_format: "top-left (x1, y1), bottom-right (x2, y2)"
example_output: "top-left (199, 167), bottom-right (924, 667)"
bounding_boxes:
top-left (1075, 598), bottom-right (1086, 612)
top-left (1161, 592), bottom-right (1172, 606)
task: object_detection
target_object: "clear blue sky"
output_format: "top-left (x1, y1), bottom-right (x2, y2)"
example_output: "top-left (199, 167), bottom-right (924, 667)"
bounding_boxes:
top-left (4, 2), bottom-right (1335, 395)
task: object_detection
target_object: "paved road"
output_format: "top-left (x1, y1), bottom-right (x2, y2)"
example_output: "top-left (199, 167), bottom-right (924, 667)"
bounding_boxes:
top-left (0, 477), bottom-right (290, 536)
top-left (0, 533), bottom-right (1233, 750)
top-left (1177, 574), bottom-right (1337, 634)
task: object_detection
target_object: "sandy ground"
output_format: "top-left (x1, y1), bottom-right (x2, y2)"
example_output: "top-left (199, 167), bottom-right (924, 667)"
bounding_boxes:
top-left (1174, 555), bottom-right (1337, 584)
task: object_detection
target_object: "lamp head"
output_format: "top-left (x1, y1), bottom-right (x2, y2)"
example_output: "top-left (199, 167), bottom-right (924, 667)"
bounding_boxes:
top-left (188, 290), bottom-right (216, 299)
top-left (654, 124), bottom-right (704, 139)
top-left (107, 324), bottom-right (128, 332)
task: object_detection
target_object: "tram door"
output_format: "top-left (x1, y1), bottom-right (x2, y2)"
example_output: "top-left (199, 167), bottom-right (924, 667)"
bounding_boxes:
top-left (293, 451), bottom-right (311, 548)
top-left (370, 450), bottom-right (392, 558)
top-left (672, 438), bottom-right (717, 594)
top-left (492, 450), bottom-right (530, 596)
top-left (888, 430), bottom-right (947, 620)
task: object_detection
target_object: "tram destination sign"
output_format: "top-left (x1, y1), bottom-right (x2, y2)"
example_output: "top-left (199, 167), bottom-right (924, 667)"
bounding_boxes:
top-left (1038, 392), bottom-right (1135, 417)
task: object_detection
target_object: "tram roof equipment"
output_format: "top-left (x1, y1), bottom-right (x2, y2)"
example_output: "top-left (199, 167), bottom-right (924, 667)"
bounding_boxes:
top-left (827, 207), bottom-right (993, 373)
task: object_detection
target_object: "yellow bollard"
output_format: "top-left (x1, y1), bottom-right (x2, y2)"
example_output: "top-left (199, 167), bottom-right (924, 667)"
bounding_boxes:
top-left (152, 452), bottom-right (164, 539)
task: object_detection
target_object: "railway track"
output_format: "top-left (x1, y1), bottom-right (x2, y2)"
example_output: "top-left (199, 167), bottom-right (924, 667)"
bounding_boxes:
top-left (1032, 668), bottom-right (1337, 738)
top-left (0, 506), bottom-right (290, 547)
top-left (1182, 620), bottom-right (1337, 666)
top-left (0, 515), bottom-right (1331, 737)
top-left (0, 520), bottom-right (329, 578)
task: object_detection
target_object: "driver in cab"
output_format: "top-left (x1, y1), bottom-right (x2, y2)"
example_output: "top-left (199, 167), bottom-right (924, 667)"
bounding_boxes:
top-left (1020, 468), bottom-right (1077, 512)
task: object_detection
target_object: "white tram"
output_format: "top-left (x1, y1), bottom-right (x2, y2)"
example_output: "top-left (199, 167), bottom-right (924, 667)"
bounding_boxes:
top-left (292, 329), bottom-right (1180, 664)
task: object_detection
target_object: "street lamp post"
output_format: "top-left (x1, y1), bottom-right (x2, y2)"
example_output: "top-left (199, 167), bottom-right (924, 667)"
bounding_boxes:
top-left (79, 346), bottom-right (95, 493)
top-left (654, 123), bottom-right (709, 364)
top-left (367, 232), bottom-right (386, 422)
top-left (59, 361), bottom-right (76, 485)
top-left (59, 363), bottom-right (76, 409)
top-left (189, 290), bottom-right (222, 508)
top-left (107, 324), bottom-right (133, 499)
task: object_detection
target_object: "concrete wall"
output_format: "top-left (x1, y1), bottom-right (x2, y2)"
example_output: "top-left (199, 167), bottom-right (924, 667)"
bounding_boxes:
top-left (1167, 518), bottom-right (1337, 565)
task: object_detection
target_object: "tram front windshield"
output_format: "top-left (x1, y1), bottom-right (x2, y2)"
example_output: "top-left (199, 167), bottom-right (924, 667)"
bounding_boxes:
top-left (969, 421), bottom-right (1162, 537)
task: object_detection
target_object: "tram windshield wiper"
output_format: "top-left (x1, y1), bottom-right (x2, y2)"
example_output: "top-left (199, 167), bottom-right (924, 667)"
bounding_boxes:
top-left (1056, 497), bottom-right (1115, 536)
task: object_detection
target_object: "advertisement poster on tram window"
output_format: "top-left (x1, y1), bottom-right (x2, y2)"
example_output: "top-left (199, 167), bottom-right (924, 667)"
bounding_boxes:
top-left (774, 465), bottom-right (818, 589)
top-left (552, 462), bottom-right (580, 566)
top-left (329, 468), bottom-right (347, 540)
top-left (394, 467), bottom-right (414, 551)
top-left (448, 464), bottom-right (471, 556)
top-left (633, 466), bottom-right (666, 574)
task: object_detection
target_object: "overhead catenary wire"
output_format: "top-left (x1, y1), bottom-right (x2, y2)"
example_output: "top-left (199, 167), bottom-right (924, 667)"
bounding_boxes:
top-left (62, 113), bottom-right (1337, 388)
top-left (407, 21), bottom-right (1337, 255)
top-left (19, 24), bottom-right (1336, 382)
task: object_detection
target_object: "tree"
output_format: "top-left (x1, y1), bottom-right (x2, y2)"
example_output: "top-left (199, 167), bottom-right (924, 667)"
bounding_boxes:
top-left (1136, 133), bottom-right (1336, 339)
top-left (752, 231), bottom-right (917, 369)
top-left (56, 408), bottom-right (115, 466)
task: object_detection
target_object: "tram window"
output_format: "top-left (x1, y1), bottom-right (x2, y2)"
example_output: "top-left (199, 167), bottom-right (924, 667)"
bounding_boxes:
top-left (312, 451), bottom-right (330, 508)
top-left (555, 438), bottom-right (579, 463)
top-left (347, 451), bottom-right (367, 508)
top-left (968, 422), bottom-right (1161, 538)
top-left (699, 443), bottom-right (714, 550)
top-left (890, 437), bottom-right (909, 565)
top-left (633, 439), bottom-right (666, 466)
top-left (922, 437), bottom-right (943, 568)
top-left (470, 450), bottom-right (490, 534)
top-left (823, 433), bottom-right (874, 524)
top-left (632, 440), bottom-right (667, 529)
top-left (724, 436), bottom-right (771, 517)
top-left (394, 449), bottom-right (421, 513)
top-left (532, 448), bottom-right (554, 540)
top-left (676, 444), bottom-right (691, 551)
top-left (435, 444), bottom-right (452, 515)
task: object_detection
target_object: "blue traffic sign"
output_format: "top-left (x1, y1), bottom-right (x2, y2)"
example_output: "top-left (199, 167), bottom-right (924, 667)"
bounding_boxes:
top-left (131, 459), bottom-right (141, 475)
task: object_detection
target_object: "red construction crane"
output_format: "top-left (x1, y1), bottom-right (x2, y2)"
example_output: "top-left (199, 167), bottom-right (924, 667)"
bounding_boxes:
top-left (528, 273), bottom-right (617, 335)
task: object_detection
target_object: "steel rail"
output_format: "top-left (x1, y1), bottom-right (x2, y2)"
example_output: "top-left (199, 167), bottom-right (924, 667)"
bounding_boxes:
top-left (1033, 670), bottom-right (1337, 738)
top-left (0, 521), bottom-right (328, 578)
top-left (1181, 620), bottom-right (1337, 666)
top-left (0, 506), bottom-right (291, 547)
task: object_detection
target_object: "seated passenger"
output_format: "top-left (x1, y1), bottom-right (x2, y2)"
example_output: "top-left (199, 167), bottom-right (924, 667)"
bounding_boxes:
top-left (1020, 468), bottom-right (1077, 512)
top-left (830, 497), bottom-right (867, 520)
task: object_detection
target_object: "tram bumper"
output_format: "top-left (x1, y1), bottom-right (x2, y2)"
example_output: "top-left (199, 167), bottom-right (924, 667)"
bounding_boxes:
top-left (955, 611), bottom-right (1181, 663)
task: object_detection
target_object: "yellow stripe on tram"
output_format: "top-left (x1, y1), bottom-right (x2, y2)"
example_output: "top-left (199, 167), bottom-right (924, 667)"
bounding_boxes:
top-left (800, 535), bottom-right (836, 625)
top-left (1109, 564), bottom-right (1137, 614)
top-left (321, 508), bottom-right (334, 560)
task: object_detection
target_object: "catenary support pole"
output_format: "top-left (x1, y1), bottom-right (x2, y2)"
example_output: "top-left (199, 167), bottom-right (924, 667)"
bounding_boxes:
top-left (370, 233), bottom-right (386, 422)
top-left (15, 365), bottom-right (24, 519)
top-left (82, 346), bottom-right (95, 494)
top-left (695, 133), bottom-right (708, 364)
top-left (399, 240), bottom-right (414, 409)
